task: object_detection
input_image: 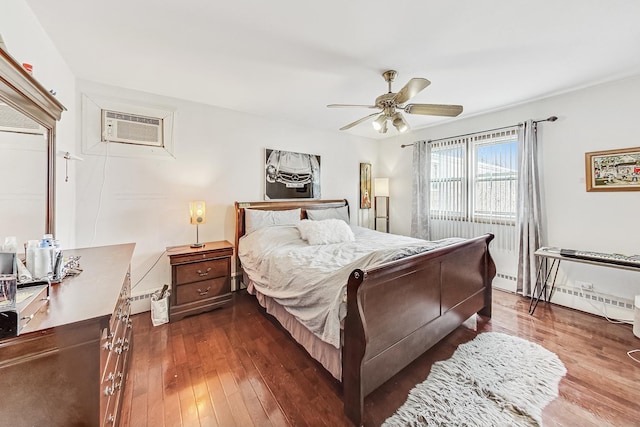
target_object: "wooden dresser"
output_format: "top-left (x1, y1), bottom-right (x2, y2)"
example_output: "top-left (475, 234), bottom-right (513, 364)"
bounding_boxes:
top-left (0, 243), bottom-right (135, 427)
top-left (167, 240), bottom-right (233, 322)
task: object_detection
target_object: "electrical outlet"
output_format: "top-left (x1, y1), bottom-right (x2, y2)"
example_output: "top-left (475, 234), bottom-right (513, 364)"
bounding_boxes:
top-left (576, 281), bottom-right (593, 291)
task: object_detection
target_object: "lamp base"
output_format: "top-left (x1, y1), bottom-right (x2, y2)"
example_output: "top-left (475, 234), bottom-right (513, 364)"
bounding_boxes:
top-left (190, 243), bottom-right (205, 248)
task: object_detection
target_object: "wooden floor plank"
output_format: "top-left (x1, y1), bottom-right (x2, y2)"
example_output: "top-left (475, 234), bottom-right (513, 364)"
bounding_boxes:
top-left (161, 323), bottom-right (183, 427)
top-left (205, 370), bottom-right (238, 427)
top-left (146, 358), bottom-right (165, 427)
top-left (176, 360), bottom-right (200, 425)
top-left (189, 364), bottom-right (218, 427)
top-left (120, 289), bottom-right (640, 427)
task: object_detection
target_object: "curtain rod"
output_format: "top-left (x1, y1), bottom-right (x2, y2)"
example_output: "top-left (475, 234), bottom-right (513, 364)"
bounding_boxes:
top-left (400, 116), bottom-right (557, 148)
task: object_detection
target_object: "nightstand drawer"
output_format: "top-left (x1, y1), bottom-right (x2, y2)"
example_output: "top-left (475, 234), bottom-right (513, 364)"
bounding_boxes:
top-left (176, 277), bottom-right (229, 305)
top-left (170, 247), bottom-right (232, 265)
top-left (175, 258), bottom-right (229, 284)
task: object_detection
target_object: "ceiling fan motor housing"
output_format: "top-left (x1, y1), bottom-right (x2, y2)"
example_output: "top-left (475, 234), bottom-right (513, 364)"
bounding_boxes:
top-left (328, 68), bottom-right (462, 132)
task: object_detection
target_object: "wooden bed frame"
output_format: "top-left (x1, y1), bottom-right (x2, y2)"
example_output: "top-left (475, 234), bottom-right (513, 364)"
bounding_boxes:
top-left (234, 199), bottom-right (496, 426)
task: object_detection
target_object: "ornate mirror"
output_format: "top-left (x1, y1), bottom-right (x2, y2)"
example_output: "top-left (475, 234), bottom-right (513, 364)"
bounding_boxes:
top-left (0, 49), bottom-right (65, 246)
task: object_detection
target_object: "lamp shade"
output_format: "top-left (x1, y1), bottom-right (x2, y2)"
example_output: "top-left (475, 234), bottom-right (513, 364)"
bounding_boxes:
top-left (374, 178), bottom-right (389, 197)
top-left (189, 200), bottom-right (207, 225)
top-left (392, 114), bottom-right (408, 133)
top-left (372, 114), bottom-right (387, 131)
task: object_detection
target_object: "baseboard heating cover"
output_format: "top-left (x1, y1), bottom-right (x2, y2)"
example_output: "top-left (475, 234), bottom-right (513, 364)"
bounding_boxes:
top-left (551, 285), bottom-right (634, 324)
top-left (496, 273), bottom-right (517, 282)
top-left (130, 287), bottom-right (163, 315)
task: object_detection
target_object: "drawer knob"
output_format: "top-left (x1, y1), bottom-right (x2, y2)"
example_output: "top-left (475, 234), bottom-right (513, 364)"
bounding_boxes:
top-left (197, 267), bottom-right (212, 277)
top-left (104, 385), bottom-right (115, 396)
top-left (196, 286), bottom-right (211, 296)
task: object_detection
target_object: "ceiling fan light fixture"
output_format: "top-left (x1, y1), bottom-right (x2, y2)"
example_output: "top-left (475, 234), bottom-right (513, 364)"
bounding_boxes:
top-left (372, 114), bottom-right (387, 131)
top-left (328, 69), bottom-right (462, 133)
top-left (392, 113), bottom-right (409, 133)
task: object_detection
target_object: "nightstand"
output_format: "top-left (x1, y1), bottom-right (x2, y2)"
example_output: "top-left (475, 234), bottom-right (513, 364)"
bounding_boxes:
top-left (166, 240), bottom-right (233, 322)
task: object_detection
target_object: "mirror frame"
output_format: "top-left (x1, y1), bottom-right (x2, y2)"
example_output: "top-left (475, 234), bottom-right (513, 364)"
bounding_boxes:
top-left (0, 49), bottom-right (66, 235)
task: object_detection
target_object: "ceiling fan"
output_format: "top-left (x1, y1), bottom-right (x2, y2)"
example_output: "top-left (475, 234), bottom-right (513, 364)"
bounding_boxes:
top-left (328, 70), bottom-right (463, 133)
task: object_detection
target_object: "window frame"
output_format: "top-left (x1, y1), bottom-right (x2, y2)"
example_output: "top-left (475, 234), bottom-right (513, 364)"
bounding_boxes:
top-left (429, 130), bottom-right (518, 225)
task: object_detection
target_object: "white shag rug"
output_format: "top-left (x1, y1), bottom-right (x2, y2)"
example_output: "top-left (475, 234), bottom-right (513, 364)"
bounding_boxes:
top-left (383, 332), bottom-right (567, 427)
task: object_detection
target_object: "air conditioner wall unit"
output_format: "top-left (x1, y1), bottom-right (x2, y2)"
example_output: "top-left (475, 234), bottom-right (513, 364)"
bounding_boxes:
top-left (101, 109), bottom-right (164, 147)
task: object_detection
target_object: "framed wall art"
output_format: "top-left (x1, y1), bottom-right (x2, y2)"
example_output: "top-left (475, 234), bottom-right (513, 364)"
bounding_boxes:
top-left (265, 148), bottom-right (321, 199)
top-left (585, 147), bottom-right (640, 192)
top-left (360, 162), bottom-right (372, 208)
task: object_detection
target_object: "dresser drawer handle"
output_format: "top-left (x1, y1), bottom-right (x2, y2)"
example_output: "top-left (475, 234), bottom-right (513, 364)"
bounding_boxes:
top-left (197, 286), bottom-right (211, 296)
top-left (197, 268), bottom-right (212, 277)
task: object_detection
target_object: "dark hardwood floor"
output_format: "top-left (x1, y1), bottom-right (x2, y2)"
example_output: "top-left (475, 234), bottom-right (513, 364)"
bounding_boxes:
top-left (120, 289), bottom-right (640, 426)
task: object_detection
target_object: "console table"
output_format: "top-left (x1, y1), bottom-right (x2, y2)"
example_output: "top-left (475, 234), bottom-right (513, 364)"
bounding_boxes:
top-left (530, 246), bottom-right (640, 315)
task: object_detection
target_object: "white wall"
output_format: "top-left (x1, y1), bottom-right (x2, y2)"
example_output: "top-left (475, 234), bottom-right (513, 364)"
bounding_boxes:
top-left (75, 80), bottom-right (377, 295)
top-left (379, 75), bottom-right (640, 315)
top-left (1, 0), bottom-right (77, 247)
top-left (3, 0), bottom-right (377, 302)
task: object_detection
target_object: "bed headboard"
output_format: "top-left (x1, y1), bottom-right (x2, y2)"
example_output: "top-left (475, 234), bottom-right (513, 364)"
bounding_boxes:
top-left (234, 199), bottom-right (349, 273)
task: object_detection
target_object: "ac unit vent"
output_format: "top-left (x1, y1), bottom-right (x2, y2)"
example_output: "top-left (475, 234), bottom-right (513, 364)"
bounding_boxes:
top-left (101, 109), bottom-right (163, 147)
top-left (0, 103), bottom-right (43, 135)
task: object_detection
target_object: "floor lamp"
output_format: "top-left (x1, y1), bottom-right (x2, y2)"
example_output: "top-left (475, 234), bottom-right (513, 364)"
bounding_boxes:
top-left (374, 178), bottom-right (389, 233)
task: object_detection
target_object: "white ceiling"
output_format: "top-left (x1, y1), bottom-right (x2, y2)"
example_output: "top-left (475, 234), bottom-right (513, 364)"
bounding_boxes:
top-left (25, 0), bottom-right (640, 139)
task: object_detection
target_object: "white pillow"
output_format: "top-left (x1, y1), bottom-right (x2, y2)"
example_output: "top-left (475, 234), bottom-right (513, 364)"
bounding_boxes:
top-left (297, 219), bottom-right (355, 245)
top-left (245, 208), bottom-right (301, 234)
top-left (306, 206), bottom-right (350, 223)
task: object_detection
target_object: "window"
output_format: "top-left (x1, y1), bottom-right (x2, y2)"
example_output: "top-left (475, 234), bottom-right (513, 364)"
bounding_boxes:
top-left (430, 139), bottom-right (466, 219)
top-left (430, 129), bottom-right (518, 224)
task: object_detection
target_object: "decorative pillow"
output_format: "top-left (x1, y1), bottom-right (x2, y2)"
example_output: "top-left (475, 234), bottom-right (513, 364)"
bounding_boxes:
top-left (297, 219), bottom-right (355, 245)
top-left (306, 206), bottom-right (350, 223)
top-left (245, 208), bottom-right (301, 234)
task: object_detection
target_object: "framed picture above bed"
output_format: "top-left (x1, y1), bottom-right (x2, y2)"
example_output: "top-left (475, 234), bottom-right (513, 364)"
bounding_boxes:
top-left (265, 148), bottom-right (321, 199)
top-left (360, 162), bottom-right (372, 209)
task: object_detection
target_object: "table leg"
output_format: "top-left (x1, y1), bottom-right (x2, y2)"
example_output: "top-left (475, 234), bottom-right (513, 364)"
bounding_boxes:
top-left (529, 258), bottom-right (560, 315)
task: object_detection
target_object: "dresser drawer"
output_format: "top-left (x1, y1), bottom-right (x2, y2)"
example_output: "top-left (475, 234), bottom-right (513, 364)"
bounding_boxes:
top-left (175, 258), bottom-right (229, 284)
top-left (176, 276), bottom-right (229, 305)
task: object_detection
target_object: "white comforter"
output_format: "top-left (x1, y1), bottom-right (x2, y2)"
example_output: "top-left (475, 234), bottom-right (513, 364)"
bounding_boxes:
top-left (238, 225), bottom-right (462, 348)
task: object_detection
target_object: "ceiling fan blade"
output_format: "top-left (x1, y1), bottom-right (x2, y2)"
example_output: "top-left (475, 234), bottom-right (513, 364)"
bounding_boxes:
top-left (327, 104), bottom-right (377, 109)
top-left (339, 112), bottom-right (380, 130)
top-left (394, 78), bottom-right (431, 104)
top-left (404, 103), bottom-right (463, 117)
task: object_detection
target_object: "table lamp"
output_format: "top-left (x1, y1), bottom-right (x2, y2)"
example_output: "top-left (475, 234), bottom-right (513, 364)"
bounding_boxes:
top-left (189, 200), bottom-right (206, 248)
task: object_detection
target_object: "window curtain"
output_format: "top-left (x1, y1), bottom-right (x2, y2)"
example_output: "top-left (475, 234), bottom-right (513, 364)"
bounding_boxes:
top-left (411, 140), bottom-right (430, 239)
top-left (516, 120), bottom-right (542, 296)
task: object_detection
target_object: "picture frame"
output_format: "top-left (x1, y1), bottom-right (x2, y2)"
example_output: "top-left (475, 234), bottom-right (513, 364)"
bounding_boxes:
top-left (585, 147), bottom-right (640, 192)
top-left (265, 148), bottom-right (321, 199)
top-left (360, 163), bottom-right (372, 209)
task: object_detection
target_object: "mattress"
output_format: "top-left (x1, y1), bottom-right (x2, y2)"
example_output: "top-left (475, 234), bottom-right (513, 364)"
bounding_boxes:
top-left (239, 223), bottom-right (463, 350)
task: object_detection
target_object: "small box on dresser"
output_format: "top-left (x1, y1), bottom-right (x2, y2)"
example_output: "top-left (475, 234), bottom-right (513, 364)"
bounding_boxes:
top-left (167, 240), bottom-right (233, 322)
